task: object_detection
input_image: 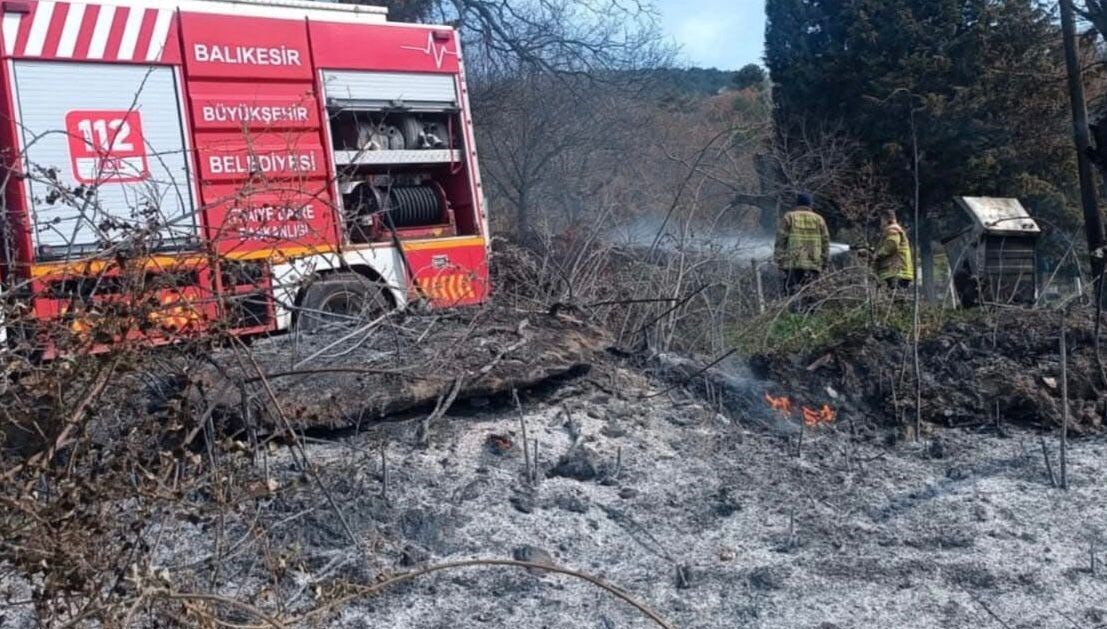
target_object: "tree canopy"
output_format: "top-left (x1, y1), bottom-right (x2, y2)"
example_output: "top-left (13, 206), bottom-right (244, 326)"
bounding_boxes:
top-left (732, 64), bottom-right (767, 91)
top-left (765, 0), bottom-right (1082, 236)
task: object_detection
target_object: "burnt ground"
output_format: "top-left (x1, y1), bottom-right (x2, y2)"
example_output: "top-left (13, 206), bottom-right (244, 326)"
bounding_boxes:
top-left (751, 306), bottom-right (1107, 435)
top-left (6, 360), bottom-right (1106, 628)
top-left (193, 306), bottom-right (608, 432)
top-left (2, 308), bottom-right (1106, 628)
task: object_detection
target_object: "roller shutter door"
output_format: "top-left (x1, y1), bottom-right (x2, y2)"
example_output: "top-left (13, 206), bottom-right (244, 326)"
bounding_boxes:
top-left (13, 61), bottom-right (196, 259)
top-left (322, 70), bottom-right (457, 110)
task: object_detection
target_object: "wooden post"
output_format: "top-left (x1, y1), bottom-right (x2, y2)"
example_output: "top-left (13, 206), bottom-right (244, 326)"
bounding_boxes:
top-left (909, 104), bottom-right (923, 442)
top-left (513, 389), bottom-right (532, 484)
top-left (1060, 309), bottom-right (1070, 490)
top-left (796, 417), bottom-right (805, 459)
top-left (532, 439), bottom-right (539, 484)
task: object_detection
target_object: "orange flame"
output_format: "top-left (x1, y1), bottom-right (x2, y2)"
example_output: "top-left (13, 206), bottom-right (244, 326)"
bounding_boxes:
top-left (766, 393), bottom-right (836, 428)
top-left (764, 393), bottom-right (793, 415)
top-left (802, 404), bottom-right (836, 427)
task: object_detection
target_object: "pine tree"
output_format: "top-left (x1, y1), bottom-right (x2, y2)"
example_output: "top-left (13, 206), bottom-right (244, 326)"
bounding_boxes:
top-left (765, 0), bottom-right (1081, 236)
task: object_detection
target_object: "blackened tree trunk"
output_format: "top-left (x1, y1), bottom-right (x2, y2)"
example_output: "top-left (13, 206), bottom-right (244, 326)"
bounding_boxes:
top-left (1060, 0), bottom-right (1107, 283)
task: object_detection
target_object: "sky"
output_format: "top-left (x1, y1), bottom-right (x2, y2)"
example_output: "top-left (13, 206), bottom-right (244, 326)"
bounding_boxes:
top-left (654, 0), bottom-right (765, 70)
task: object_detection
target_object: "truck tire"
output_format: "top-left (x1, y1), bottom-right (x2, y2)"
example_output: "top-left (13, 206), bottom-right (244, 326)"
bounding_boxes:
top-left (296, 273), bottom-right (392, 333)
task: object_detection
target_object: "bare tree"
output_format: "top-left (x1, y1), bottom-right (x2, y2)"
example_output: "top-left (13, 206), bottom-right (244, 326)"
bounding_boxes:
top-left (474, 71), bottom-right (641, 238)
top-left (339, 0), bottom-right (666, 74)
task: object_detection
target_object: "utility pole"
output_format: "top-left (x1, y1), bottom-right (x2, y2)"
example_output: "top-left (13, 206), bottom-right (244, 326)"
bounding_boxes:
top-left (1060, 0), bottom-right (1107, 286)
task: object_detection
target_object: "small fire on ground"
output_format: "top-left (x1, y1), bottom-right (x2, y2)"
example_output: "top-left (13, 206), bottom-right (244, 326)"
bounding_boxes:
top-left (764, 393), bottom-right (837, 427)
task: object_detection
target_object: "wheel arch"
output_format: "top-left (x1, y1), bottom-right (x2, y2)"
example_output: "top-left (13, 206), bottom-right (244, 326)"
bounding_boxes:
top-left (272, 249), bottom-right (407, 331)
top-left (341, 263), bottom-right (398, 309)
top-left (291, 263), bottom-right (398, 317)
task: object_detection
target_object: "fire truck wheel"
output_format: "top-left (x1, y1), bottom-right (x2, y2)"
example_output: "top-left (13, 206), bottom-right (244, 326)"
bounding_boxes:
top-left (296, 273), bottom-right (391, 333)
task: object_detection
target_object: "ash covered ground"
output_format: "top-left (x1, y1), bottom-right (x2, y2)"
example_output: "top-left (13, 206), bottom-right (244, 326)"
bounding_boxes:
top-left (3, 312), bottom-right (1107, 628)
top-left (243, 367), bottom-right (1107, 628)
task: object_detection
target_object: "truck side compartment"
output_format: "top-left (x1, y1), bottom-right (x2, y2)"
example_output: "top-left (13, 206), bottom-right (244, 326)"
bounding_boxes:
top-left (0, 0), bottom-right (490, 354)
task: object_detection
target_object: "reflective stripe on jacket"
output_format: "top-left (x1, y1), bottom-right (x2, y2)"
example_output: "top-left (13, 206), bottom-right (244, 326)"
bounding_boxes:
top-left (774, 207), bottom-right (830, 272)
top-left (875, 223), bottom-right (914, 281)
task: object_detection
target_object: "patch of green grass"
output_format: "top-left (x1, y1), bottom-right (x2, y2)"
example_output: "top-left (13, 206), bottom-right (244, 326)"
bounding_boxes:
top-left (730, 301), bottom-right (985, 357)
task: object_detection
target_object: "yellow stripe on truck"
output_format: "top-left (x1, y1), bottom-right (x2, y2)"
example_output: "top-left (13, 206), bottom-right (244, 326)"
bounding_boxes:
top-left (30, 255), bottom-right (208, 279)
top-left (401, 236), bottom-right (486, 252)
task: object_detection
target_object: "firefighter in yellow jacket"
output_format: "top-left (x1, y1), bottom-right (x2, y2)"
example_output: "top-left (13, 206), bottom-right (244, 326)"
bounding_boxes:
top-left (774, 193), bottom-right (830, 294)
top-left (874, 210), bottom-right (914, 289)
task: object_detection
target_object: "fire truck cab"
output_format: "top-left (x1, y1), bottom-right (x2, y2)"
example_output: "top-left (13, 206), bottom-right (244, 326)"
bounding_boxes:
top-left (0, 0), bottom-right (490, 350)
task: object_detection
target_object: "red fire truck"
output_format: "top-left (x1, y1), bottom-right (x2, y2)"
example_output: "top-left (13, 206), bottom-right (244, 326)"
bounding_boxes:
top-left (0, 0), bottom-right (490, 350)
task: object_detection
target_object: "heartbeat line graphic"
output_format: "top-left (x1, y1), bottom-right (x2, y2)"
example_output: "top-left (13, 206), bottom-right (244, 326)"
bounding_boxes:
top-left (401, 33), bottom-right (458, 69)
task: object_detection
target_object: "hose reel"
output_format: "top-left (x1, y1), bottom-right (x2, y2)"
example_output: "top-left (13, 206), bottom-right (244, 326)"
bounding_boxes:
top-left (344, 182), bottom-right (450, 241)
top-left (379, 184), bottom-right (445, 227)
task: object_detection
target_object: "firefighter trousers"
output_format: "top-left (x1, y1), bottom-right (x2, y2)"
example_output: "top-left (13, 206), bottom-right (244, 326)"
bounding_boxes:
top-left (782, 269), bottom-right (819, 296)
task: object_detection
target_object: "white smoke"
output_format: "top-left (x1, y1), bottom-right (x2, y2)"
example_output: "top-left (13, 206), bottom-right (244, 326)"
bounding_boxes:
top-left (613, 218), bottom-right (851, 262)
